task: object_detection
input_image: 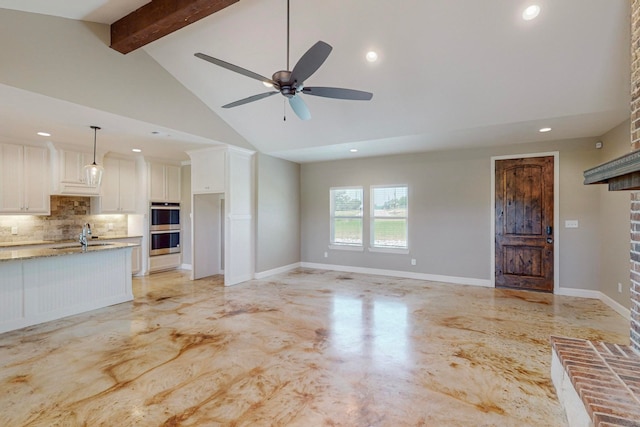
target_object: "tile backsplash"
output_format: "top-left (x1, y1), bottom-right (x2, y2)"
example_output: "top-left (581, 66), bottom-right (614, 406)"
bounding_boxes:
top-left (0, 196), bottom-right (128, 242)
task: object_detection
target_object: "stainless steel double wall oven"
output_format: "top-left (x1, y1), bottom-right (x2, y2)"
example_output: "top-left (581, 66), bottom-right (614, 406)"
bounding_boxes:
top-left (149, 202), bottom-right (180, 256)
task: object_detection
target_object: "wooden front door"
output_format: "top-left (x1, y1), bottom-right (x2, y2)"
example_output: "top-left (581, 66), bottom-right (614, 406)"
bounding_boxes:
top-left (495, 156), bottom-right (554, 292)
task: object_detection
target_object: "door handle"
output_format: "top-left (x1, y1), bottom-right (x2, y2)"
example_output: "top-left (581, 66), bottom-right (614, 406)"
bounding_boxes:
top-left (546, 226), bottom-right (553, 236)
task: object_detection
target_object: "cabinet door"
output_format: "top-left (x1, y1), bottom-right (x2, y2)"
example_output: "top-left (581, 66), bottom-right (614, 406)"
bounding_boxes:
top-left (22, 146), bottom-right (49, 214)
top-left (131, 245), bottom-right (141, 274)
top-left (60, 150), bottom-right (86, 184)
top-left (118, 159), bottom-right (137, 212)
top-left (0, 144), bottom-right (24, 212)
top-left (100, 157), bottom-right (120, 212)
top-left (166, 165), bottom-right (181, 202)
top-left (191, 150), bottom-right (225, 193)
top-left (149, 163), bottom-right (166, 201)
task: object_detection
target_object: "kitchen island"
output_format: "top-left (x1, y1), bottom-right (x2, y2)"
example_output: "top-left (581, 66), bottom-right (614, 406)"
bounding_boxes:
top-left (0, 242), bottom-right (136, 334)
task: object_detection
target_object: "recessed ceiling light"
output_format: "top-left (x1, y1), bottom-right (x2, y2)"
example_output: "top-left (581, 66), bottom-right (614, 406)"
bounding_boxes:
top-left (365, 51), bottom-right (378, 62)
top-left (132, 148), bottom-right (142, 153)
top-left (37, 132), bottom-right (51, 137)
top-left (350, 148), bottom-right (358, 153)
top-left (539, 127), bottom-right (552, 133)
top-left (522, 5), bottom-right (541, 20)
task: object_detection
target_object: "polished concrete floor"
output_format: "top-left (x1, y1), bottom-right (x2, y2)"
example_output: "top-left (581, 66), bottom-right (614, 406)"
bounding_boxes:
top-left (0, 269), bottom-right (630, 426)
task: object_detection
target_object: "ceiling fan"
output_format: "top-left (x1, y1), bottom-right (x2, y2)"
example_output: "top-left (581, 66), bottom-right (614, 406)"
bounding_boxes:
top-left (194, 0), bottom-right (373, 121)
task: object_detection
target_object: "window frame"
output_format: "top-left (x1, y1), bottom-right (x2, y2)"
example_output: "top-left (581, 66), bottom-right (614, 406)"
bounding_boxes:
top-left (369, 184), bottom-right (409, 254)
top-left (329, 186), bottom-right (365, 251)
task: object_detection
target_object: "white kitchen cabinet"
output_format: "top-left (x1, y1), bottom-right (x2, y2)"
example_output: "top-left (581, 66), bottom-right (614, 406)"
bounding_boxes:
top-left (93, 157), bottom-right (137, 213)
top-left (187, 146), bottom-right (254, 286)
top-left (56, 149), bottom-right (100, 196)
top-left (0, 143), bottom-right (50, 215)
top-left (101, 236), bottom-right (142, 275)
top-left (149, 162), bottom-right (180, 202)
top-left (190, 147), bottom-right (226, 193)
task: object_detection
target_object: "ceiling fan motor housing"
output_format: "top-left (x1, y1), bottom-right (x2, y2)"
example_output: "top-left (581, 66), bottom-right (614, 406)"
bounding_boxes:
top-left (272, 70), bottom-right (299, 97)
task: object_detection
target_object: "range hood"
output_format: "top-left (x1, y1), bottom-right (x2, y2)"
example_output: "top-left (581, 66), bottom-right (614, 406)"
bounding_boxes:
top-left (584, 150), bottom-right (640, 191)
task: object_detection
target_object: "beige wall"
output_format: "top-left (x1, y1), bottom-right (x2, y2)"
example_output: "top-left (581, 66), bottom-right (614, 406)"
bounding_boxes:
top-left (598, 120), bottom-right (632, 308)
top-left (255, 153), bottom-right (300, 273)
top-left (301, 136), bottom-right (625, 291)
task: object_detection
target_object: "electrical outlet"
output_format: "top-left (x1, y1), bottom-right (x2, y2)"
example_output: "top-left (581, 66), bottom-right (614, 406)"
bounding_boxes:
top-left (11, 226), bottom-right (18, 235)
top-left (411, 258), bottom-right (417, 266)
top-left (324, 252), bottom-right (328, 258)
top-left (618, 282), bottom-right (623, 293)
top-left (564, 220), bottom-right (579, 228)
top-left (108, 223), bottom-right (114, 231)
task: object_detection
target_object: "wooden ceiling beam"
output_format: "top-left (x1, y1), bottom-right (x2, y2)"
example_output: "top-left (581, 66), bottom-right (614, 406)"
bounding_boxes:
top-left (110, 0), bottom-right (239, 54)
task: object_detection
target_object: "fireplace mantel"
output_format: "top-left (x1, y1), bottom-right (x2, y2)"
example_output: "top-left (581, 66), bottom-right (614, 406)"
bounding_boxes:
top-left (584, 150), bottom-right (640, 191)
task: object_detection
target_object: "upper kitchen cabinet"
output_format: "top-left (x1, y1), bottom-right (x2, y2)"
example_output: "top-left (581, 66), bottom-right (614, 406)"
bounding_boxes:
top-left (190, 146), bottom-right (226, 194)
top-left (91, 156), bottom-right (137, 214)
top-left (0, 143), bottom-right (50, 215)
top-left (149, 162), bottom-right (181, 203)
top-left (53, 148), bottom-right (101, 196)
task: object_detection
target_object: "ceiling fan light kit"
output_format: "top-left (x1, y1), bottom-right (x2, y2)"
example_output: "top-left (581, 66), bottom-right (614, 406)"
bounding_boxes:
top-left (194, 0), bottom-right (373, 120)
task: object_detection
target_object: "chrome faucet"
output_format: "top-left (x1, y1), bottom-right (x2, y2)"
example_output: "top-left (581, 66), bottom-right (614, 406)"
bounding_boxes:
top-left (79, 223), bottom-right (91, 249)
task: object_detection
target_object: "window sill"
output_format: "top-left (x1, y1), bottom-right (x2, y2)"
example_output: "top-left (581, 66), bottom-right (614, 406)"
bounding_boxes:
top-left (368, 246), bottom-right (410, 255)
top-left (328, 244), bottom-right (364, 252)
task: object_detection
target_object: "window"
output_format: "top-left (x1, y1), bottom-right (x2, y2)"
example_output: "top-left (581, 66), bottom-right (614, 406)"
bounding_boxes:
top-left (371, 185), bottom-right (408, 249)
top-left (330, 187), bottom-right (363, 247)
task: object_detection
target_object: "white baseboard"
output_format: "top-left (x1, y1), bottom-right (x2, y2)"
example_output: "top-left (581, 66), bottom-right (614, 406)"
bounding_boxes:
top-left (599, 292), bottom-right (631, 320)
top-left (254, 262), bottom-right (301, 279)
top-left (555, 287), bottom-right (601, 299)
top-left (299, 262), bottom-right (492, 287)
top-left (180, 263), bottom-right (192, 271)
top-left (556, 286), bottom-right (630, 320)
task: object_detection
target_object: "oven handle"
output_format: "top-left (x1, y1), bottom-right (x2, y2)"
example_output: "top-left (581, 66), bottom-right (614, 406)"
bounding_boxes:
top-left (150, 230), bottom-right (181, 235)
top-left (150, 206), bottom-right (180, 210)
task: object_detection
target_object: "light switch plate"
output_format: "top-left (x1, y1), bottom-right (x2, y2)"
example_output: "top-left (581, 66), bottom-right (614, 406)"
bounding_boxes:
top-left (11, 226), bottom-right (18, 235)
top-left (565, 220), bottom-right (579, 228)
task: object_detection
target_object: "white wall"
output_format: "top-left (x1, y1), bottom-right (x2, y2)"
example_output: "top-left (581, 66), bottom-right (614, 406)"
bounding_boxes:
top-left (0, 9), bottom-right (253, 152)
top-left (181, 164), bottom-right (192, 267)
top-left (300, 136), bottom-right (623, 291)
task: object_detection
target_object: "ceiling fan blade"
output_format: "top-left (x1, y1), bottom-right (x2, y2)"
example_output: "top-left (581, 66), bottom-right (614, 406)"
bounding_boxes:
top-left (195, 53), bottom-right (276, 86)
top-left (290, 41), bottom-right (333, 84)
top-left (302, 87), bottom-right (373, 101)
top-left (289, 96), bottom-right (311, 120)
top-left (222, 91), bottom-right (279, 109)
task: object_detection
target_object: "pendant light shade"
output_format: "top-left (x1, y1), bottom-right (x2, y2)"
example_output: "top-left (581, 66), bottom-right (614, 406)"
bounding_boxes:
top-left (83, 126), bottom-right (104, 187)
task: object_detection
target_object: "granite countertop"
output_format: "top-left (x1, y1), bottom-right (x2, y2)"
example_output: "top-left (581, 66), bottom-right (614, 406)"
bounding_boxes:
top-left (0, 235), bottom-right (142, 248)
top-left (0, 242), bottom-right (139, 263)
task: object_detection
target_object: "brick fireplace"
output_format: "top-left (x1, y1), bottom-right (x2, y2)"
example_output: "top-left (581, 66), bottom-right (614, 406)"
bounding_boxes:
top-left (631, 0), bottom-right (640, 351)
top-left (551, 2), bottom-right (640, 425)
top-left (583, 0), bottom-right (640, 351)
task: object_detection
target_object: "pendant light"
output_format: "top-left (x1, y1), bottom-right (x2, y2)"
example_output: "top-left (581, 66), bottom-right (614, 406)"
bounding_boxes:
top-left (83, 125), bottom-right (104, 187)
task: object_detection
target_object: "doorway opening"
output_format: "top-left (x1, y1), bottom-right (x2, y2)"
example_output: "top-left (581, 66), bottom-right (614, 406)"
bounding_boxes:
top-left (192, 193), bottom-right (224, 280)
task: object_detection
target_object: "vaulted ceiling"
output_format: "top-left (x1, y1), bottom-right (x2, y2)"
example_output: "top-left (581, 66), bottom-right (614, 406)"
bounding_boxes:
top-left (0, 0), bottom-right (631, 163)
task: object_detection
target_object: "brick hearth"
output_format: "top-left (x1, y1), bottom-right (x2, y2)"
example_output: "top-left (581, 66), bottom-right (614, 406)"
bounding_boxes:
top-left (551, 336), bottom-right (640, 427)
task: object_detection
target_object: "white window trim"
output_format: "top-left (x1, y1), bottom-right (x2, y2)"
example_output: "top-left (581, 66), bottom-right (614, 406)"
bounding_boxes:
top-left (368, 246), bottom-right (410, 255)
top-left (369, 184), bottom-right (409, 252)
top-left (330, 186), bottom-right (364, 248)
top-left (329, 244), bottom-right (365, 252)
